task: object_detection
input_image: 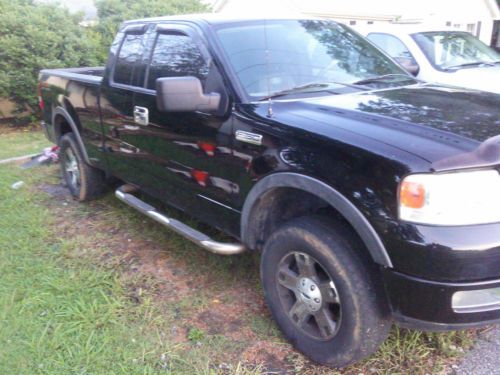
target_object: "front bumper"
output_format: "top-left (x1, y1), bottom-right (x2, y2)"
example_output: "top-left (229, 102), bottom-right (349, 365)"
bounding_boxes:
top-left (383, 221), bottom-right (500, 281)
top-left (383, 269), bottom-right (500, 331)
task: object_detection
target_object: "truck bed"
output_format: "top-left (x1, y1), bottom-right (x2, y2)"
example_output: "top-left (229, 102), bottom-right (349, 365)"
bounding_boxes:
top-left (39, 67), bottom-right (104, 84)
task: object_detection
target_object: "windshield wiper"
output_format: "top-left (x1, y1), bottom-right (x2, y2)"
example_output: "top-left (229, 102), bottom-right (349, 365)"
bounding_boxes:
top-left (259, 81), bottom-right (368, 101)
top-left (444, 61), bottom-right (496, 69)
top-left (351, 73), bottom-right (418, 86)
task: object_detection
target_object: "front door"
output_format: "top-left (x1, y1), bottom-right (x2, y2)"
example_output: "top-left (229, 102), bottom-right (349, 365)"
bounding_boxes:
top-left (131, 24), bottom-right (241, 235)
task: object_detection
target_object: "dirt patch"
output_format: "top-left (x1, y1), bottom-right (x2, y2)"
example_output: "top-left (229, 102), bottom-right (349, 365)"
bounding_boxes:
top-left (34, 179), bottom-right (471, 374)
top-left (242, 341), bottom-right (292, 374)
top-left (198, 310), bottom-right (241, 335)
top-left (0, 123), bottom-right (40, 134)
top-left (37, 180), bottom-right (302, 370)
top-left (39, 183), bottom-right (71, 198)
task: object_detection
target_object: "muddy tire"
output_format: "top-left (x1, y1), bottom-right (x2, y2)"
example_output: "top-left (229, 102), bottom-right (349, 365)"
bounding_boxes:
top-left (59, 132), bottom-right (105, 201)
top-left (260, 215), bottom-right (391, 367)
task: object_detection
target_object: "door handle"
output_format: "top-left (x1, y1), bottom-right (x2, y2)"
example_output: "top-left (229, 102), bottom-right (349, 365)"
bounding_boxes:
top-left (133, 106), bottom-right (149, 126)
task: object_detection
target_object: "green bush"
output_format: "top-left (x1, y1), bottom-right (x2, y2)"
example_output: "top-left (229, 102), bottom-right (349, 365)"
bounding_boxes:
top-left (0, 0), bottom-right (104, 114)
top-left (0, 0), bottom-right (209, 116)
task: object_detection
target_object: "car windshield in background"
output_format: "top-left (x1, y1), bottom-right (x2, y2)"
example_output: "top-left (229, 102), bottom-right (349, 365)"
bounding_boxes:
top-left (412, 31), bottom-right (500, 70)
top-left (215, 20), bottom-right (411, 100)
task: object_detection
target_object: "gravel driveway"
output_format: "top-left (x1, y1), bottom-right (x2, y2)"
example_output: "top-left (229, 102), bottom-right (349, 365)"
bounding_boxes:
top-left (453, 325), bottom-right (500, 375)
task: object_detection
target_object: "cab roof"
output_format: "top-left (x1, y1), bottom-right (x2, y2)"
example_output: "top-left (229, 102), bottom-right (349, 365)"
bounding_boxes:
top-left (124, 13), bottom-right (323, 26)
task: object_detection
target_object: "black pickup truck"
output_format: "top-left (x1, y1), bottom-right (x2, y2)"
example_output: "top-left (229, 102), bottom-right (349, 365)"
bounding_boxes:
top-left (39, 15), bottom-right (500, 367)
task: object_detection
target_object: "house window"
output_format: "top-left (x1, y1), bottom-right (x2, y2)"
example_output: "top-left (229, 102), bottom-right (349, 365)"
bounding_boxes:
top-left (367, 21), bottom-right (374, 25)
top-left (349, 20), bottom-right (357, 26)
top-left (446, 21), bottom-right (451, 27)
top-left (467, 23), bottom-right (475, 34)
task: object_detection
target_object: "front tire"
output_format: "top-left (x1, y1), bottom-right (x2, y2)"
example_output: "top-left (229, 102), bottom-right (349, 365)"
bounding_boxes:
top-left (260, 216), bottom-right (391, 367)
top-left (59, 132), bottom-right (105, 201)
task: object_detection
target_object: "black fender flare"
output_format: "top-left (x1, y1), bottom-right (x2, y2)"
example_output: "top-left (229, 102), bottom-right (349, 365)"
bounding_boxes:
top-left (52, 106), bottom-right (90, 164)
top-left (241, 172), bottom-right (393, 267)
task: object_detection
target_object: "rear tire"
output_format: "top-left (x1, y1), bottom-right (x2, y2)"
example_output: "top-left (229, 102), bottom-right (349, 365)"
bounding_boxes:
top-left (59, 132), bottom-right (105, 201)
top-left (260, 215), bottom-right (391, 367)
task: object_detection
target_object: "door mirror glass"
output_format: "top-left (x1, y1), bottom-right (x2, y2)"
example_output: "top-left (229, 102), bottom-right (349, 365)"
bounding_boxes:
top-left (156, 76), bottom-right (221, 112)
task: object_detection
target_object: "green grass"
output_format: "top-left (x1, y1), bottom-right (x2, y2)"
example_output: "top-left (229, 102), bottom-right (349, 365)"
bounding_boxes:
top-left (0, 128), bottom-right (51, 160)
top-left (0, 164), bottom-right (265, 374)
top-left (0, 130), bottom-right (478, 374)
top-left (0, 165), bottom-right (154, 374)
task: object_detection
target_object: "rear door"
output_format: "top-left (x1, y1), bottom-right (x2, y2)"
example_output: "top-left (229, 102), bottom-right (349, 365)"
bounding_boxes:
top-left (130, 24), bottom-right (241, 234)
top-left (100, 24), bottom-right (152, 185)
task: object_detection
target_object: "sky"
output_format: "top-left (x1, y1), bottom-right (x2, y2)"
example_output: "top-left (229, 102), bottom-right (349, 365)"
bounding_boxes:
top-left (37, 0), bottom-right (216, 20)
top-left (36, 0), bottom-right (498, 22)
top-left (37, 0), bottom-right (97, 19)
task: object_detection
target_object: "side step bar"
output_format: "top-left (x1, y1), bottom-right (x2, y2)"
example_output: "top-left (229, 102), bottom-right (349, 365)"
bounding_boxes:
top-left (115, 185), bottom-right (246, 255)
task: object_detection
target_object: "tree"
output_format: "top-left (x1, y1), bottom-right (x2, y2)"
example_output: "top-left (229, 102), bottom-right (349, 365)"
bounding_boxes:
top-left (95, 0), bottom-right (210, 60)
top-left (0, 0), bottom-right (103, 114)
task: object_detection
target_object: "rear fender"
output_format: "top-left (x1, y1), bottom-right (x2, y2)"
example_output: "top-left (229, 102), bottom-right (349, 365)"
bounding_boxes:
top-left (52, 106), bottom-right (90, 164)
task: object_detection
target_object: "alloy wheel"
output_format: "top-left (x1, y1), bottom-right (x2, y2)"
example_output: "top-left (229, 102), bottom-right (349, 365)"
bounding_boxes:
top-left (276, 251), bottom-right (341, 340)
top-left (64, 148), bottom-right (81, 190)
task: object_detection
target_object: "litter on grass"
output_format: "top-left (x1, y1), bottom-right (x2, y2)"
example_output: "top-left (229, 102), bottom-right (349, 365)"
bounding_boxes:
top-left (11, 181), bottom-right (24, 189)
top-left (21, 146), bottom-right (59, 169)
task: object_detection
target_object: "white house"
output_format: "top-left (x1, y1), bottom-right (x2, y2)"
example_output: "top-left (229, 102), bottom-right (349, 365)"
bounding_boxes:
top-left (208, 0), bottom-right (500, 48)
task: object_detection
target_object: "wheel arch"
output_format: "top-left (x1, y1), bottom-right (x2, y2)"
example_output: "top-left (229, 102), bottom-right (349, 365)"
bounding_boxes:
top-left (52, 106), bottom-right (90, 164)
top-left (241, 172), bottom-right (393, 268)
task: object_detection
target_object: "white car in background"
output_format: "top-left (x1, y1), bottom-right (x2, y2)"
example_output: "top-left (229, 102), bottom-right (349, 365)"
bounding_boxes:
top-left (357, 25), bottom-right (500, 94)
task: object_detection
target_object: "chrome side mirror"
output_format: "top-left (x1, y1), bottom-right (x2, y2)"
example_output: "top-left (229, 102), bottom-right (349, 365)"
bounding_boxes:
top-left (156, 76), bottom-right (221, 112)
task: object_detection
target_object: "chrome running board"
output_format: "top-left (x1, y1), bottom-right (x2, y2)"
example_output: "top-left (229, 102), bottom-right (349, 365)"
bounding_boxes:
top-left (115, 185), bottom-right (246, 255)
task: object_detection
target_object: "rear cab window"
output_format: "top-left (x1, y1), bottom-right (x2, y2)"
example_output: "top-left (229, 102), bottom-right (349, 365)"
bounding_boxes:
top-left (113, 26), bottom-right (148, 87)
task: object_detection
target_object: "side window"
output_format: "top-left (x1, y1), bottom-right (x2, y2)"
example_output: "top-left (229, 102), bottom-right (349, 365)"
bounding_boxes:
top-left (367, 33), bottom-right (419, 72)
top-left (147, 33), bottom-right (209, 89)
top-left (367, 33), bottom-right (413, 59)
top-left (114, 33), bottom-right (147, 86)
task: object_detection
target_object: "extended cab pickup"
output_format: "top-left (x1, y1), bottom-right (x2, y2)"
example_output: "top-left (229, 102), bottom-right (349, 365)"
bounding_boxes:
top-left (39, 15), bottom-right (500, 367)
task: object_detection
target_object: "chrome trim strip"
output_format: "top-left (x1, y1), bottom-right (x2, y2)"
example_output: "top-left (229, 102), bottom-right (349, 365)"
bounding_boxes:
top-left (40, 67), bottom-right (104, 85)
top-left (197, 194), bottom-right (241, 213)
top-left (235, 130), bottom-right (263, 145)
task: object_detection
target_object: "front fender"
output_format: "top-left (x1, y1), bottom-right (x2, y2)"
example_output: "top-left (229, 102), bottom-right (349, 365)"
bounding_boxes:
top-left (241, 172), bottom-right (393, 267)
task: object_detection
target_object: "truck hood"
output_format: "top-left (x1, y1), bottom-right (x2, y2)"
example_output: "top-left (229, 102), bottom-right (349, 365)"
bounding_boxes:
top-left (271, 83), bottom-right (500, 165)
top-left (436, 65), bottom-right (500, 94)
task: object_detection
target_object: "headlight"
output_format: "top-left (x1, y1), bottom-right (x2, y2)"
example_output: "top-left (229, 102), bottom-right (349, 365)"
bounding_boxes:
top-left (399, 169), bottom-right (500, 225)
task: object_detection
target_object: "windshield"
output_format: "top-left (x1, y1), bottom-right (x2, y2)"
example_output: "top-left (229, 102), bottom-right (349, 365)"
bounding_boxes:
top-left (412, 31), bottom-right (500, 70)
top-left (215, 20), bottom-right (410, 100)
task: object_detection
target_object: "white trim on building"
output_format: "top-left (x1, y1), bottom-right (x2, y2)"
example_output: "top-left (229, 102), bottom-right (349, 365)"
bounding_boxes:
top-left (208, 0), bottom-right (500, 46)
